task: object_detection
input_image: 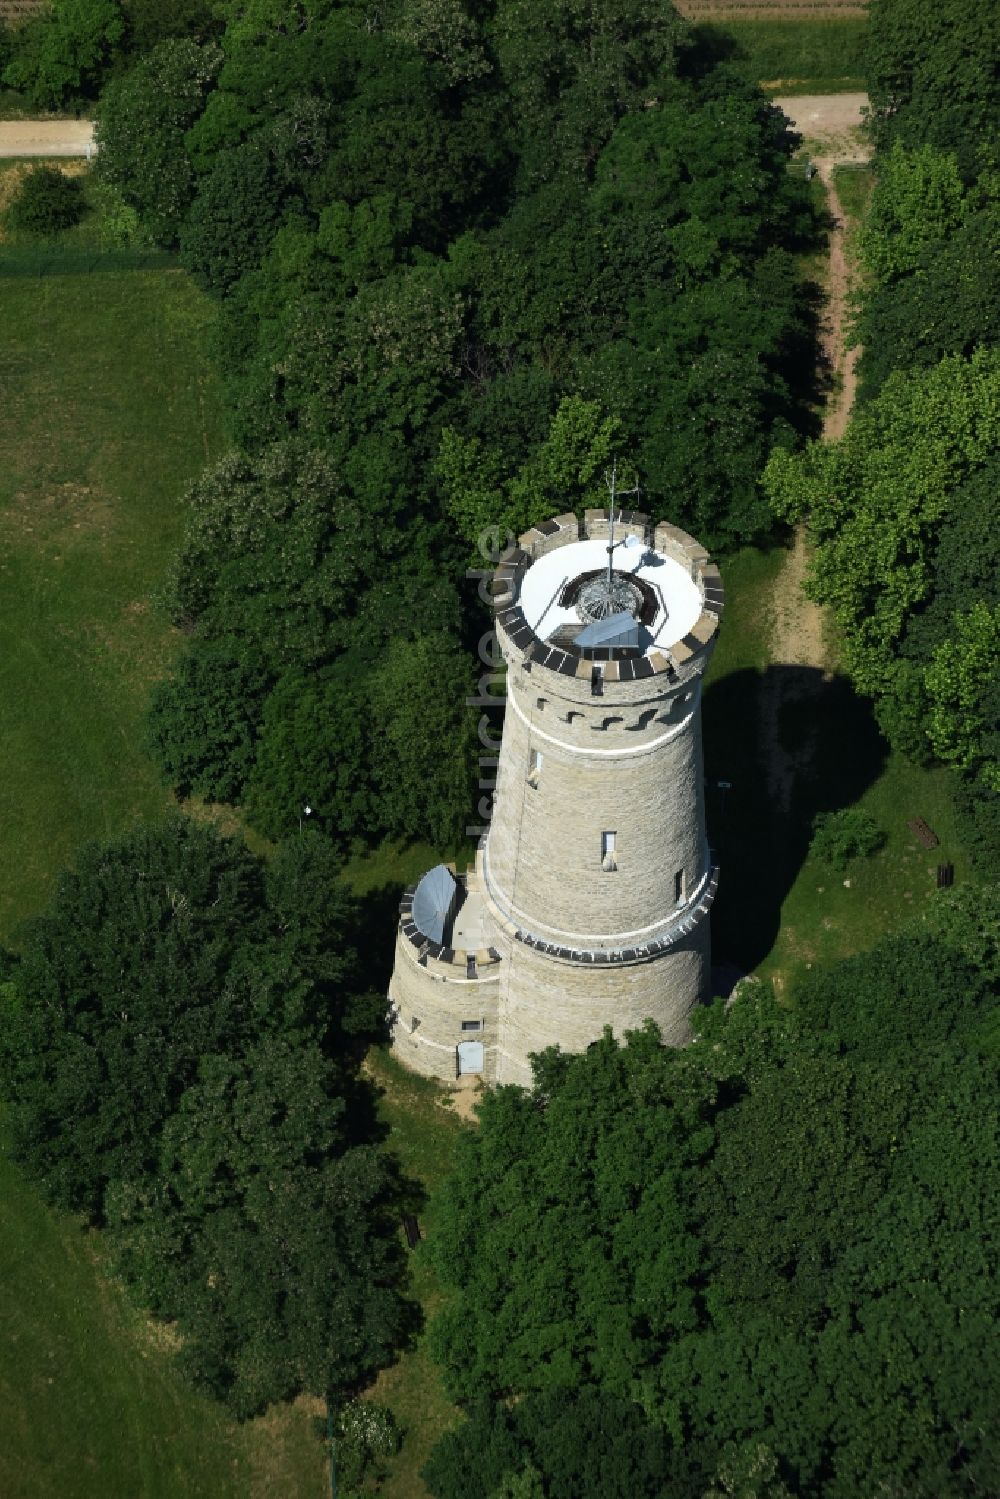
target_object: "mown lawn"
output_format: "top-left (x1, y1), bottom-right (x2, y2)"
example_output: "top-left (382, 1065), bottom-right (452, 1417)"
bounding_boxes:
top-left (695, 16), bottom-right (868, 93)
top-left (0, 238), bottom-right (221, 937)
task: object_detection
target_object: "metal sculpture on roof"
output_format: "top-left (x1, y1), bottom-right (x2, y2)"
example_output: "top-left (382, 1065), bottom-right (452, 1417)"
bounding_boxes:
top-left (573, 459), bottom-right (641, 623)
top-left (412, 864), bottom-right (457, 944)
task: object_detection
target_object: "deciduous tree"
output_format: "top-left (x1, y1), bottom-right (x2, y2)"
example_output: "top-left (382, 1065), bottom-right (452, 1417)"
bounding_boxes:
top-left (96, 38), bottom-right (222, 246)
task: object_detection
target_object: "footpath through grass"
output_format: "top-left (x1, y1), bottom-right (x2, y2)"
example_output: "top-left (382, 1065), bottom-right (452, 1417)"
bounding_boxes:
top-left (704, 154), bottom-right (971, 999)
top-left (832, 160), bottom-right (876, 226)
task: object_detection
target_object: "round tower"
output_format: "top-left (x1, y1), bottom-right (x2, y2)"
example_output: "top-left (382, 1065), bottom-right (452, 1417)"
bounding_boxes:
top-left (481, 507), bottom-right (723, 1085)
top-left (387, 506), bottom-right (723, 1088)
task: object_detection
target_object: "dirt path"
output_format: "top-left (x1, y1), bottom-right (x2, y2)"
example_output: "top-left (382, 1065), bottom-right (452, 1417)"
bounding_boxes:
top-left (0, 120), bottom-right (95, 157)
top-left (759, 93), bottom-right (871, 811)
top-left (777, 93), bottom-right (868, 441)
top-left (438, 1076), bottom-right (483, 1124)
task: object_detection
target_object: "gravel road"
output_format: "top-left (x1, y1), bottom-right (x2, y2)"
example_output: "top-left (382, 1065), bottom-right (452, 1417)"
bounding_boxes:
top-left (0, 120), bottom-right (95, 157)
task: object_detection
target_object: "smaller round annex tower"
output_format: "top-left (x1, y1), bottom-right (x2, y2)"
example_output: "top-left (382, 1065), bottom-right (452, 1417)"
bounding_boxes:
top-left (388, 506), bottom-right (724, 1087)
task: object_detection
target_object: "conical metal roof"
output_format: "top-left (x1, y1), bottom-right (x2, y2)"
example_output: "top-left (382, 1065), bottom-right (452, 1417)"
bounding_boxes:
top-left (412, 864), bottom-right (457, 944)
top-left (573, 610), bottom-right (640, 650)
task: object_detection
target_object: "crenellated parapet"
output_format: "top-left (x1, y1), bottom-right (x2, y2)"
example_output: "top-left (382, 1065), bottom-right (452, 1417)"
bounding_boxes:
top-left (489, 511), bottom-right (724, 698)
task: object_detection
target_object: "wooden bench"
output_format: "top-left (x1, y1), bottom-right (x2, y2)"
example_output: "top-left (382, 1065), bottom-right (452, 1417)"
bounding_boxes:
top-left (907, 817), bottom-right (939, 850)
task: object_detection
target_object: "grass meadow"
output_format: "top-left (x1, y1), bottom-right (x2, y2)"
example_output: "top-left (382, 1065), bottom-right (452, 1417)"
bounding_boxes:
top-left (702, 547), bottom-right (970, 999)
top-left (0, 166), bottom-right (219, 936)
top-left (362, 1051), bottom-right (467, 1499)
top-left (0, 1130), bottom-right (328, 1498)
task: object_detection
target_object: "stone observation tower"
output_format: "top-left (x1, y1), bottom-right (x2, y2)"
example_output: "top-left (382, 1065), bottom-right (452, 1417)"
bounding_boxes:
top-left (388, 496), bottom-right (724, 1087)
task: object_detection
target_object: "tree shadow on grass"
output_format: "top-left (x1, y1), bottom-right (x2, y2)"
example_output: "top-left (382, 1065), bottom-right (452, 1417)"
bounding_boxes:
top-left (704, 664), bottom-right (888, 973)
top-left (353, 879), bottom-right (407, 998)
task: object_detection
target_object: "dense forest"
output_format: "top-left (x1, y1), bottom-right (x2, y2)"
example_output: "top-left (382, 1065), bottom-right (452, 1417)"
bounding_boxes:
top-left (0, 0), bottom-right (997, 1494)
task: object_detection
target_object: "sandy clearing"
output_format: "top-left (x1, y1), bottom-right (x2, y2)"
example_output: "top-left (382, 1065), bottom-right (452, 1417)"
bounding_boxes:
top-left (774, 91), bottom-right (869, 163)
top-left (816, 161), bottom-right (861, 440)
top-left (778, 93), bottom-right (872, 449)
top-left (774, 92), bottom-right (867, 137)
top-left (0, 120), bottom-right (95, 157)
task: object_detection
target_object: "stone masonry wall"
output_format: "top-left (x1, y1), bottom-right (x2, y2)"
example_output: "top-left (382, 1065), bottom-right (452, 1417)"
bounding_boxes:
top-left (493, 919), bottom-right (711, 1087)
top-left (388, 929), bottom-right (500, 1083)
top-left (484, 666), bottom-right (709, 946)
top-left (388, 508), bottom-right (723, 1090)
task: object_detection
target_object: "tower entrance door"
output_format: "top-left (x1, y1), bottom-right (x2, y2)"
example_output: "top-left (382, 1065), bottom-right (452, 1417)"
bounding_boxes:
top-left (457, 1041), bottom-right (484, 1076)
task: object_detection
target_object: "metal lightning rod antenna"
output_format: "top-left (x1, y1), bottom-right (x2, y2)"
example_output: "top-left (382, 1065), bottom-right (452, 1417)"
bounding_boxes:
top-left (606, 457), bottom-right (618, 598)
top-left (600, 458), bottom-right (641, 616)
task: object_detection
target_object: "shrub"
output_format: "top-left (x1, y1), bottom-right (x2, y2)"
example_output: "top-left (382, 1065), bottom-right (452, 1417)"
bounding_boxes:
top-left (7, 166), bottom-right (86, 236)
top-left (335, 1401), bottom-right (400, 1496)
top-left (145, 635), bottom-right (272, 804)
top-left (809, 808), bottom-right (885, 871)
top-left (952, 776), bottom-right (1000, 878)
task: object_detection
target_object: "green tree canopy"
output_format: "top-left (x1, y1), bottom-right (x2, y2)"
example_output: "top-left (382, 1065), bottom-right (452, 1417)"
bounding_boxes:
top-left (865, 0), bottom-right (1000, 171)
top-left (427, 931), bottom-right (1000, 1496)
top-left (0, 818), bottom-right (362, 1216)
top-left (854, 207), bottom-right (1000, 400)
top-left (422, 1388), bottom-right (676, 1499)
top-left (0, 819), bottom-right (409, 1416)
top-left (430, 1024), bottom-right (709, 1404)
top-left (96, 38), bottom-right (223, 246)
top-left (764, 351), bottom-right (1000, 696)
top-left (150, 440), bottom-right (473, 846)
top-left (487, 0), bottom-right (686, 188)
top-left (857, 141), bottom-right (968, 285)
top-left (925, 601), bottom-right (1000, 788)
top-left (3, 0), bottom-right (124, 108)
top-left (107, 1040), bottom-right (406, 1417)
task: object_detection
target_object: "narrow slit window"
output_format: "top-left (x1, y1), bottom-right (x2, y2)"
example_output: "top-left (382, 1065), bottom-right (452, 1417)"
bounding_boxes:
top-left (674, 869), bottom-right (685, 904)
top-left (461, 1019), bottom-right (482, 1032)
top-left (528, 749), bottom-right (543, 786)
top-left (591, 665), bottom-right (604, 697)
top-left (601, 831), bottom-right (618, 871)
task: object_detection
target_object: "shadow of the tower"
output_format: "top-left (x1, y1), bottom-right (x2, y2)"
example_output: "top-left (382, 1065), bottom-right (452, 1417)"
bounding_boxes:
top-left (704, 664), bottom-right (888, 974)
